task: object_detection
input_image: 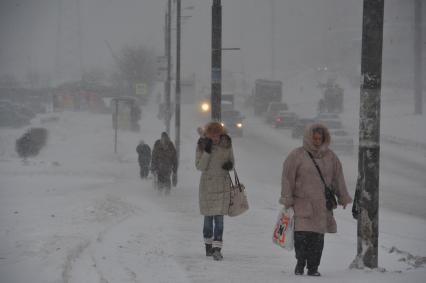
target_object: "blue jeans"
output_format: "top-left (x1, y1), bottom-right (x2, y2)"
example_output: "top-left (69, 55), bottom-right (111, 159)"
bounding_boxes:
top-left (203, 215), bottom-right (224, 245)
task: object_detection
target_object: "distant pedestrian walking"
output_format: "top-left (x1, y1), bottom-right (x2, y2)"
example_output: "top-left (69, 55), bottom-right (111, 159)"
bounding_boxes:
top-left (151, 132), bottom-right (177, 194)
top-left (136, 140), bottom-right (151, 179)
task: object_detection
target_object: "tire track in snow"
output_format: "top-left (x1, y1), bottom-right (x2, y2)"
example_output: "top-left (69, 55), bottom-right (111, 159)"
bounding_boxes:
top-left (64, 195), bottom-right (138, 283)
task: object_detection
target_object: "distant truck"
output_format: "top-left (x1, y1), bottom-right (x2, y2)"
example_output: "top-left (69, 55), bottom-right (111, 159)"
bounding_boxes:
top-left (222, 92), bottom-right (235, 111)
top-left (252, 79), bottom-right (282, 115)
top-left (317, 81), bottom-right (344, 113)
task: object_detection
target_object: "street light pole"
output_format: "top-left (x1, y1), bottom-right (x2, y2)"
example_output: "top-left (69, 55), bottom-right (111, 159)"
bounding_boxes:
top-left (114, 100), bottom-right (118, 153)
top-left (211, 0), bottom-right (222, 121)
top-left (175, 0), bottom-right (181, 164)
top-left (414, 0), bottom-right (423, 115)
top-left (270, 0), bottom-right (276, 80)
top-left (165, 0), bottom-right (172, 134)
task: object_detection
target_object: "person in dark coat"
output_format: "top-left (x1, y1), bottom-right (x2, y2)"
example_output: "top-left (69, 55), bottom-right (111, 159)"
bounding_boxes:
top-left (151, 132), bottom-right (178, 194)
top-left (136, 140), bottom-right (151, 179)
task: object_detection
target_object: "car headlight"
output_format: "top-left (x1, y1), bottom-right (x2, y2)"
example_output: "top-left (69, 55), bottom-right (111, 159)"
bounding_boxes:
top-left (221, 122), bottom-right (225, 127)
top-left (201, 103), bottom-right (210, 112)
top-left (236, 123), bottom-right (242, 128)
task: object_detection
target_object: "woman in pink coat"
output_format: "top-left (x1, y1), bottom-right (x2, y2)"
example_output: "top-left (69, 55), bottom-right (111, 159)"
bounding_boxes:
top-left (280, 123), bottom-right (352, 276)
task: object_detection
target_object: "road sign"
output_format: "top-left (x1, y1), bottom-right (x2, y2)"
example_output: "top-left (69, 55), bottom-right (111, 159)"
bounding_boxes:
top-left (135, 83), bottom-right (147, 96)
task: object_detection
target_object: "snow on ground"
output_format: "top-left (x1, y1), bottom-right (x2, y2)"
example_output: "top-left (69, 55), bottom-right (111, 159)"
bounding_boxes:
top-left (0, 86), bottom-right (426, 282)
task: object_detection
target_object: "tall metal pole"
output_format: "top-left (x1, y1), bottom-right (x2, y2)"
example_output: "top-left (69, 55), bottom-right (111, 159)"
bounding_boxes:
top-left (353, 0), bottom-right (384, 269)
top-left (414, 0), bottom-right (423, 115)
top-left (164, 8), bottom-right (168, 125)
top-left (175, 0), bottom-right (181, 165)
top-left (211, 0), bottom-right (222, 121)
top-left (55, 0), bottom-right (63, 86)
top-left (270, 0), bottom-right (276, 80)
top-left (76, 0), bottom-right (84, 80)
top-left (166, 0), bottom-right (172, 134)
top-left (114, 100), bottom-right (118, 153)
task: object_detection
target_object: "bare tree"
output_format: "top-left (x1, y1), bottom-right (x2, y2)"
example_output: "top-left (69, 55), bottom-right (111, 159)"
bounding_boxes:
top-left (116, 45), bottom-right (156, 86)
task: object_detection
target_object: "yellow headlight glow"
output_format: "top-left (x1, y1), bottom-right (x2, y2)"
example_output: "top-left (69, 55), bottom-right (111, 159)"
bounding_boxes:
top-left (201, 103), bottom-right (210, 112)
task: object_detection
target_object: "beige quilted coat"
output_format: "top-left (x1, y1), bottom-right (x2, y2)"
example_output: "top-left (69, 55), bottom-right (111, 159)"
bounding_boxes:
top-left (280, 123), bottom-right (352, 233)
top-left (196, 135), bottom-right (235, 216)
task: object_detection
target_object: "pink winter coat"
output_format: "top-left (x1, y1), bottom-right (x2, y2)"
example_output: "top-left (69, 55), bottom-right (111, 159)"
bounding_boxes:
top-left (280, 123), bottom-right (352, 233)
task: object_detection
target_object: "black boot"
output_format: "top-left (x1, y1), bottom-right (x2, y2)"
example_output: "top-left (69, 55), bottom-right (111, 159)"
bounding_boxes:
top-left (294, 260), bottom-right (305, 275)
top-left (212, 247), bottom-right (223, 261)
top-left (205, 244), bottom-right (213, 256)
top-left (307, 268), bottom-right (321, 276)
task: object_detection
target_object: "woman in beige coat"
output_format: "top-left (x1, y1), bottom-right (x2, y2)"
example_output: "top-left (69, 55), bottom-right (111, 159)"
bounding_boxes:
top-left (280, 123), bottom-right (352, 276)
top-left (196, 122), bottom-right (234, 261)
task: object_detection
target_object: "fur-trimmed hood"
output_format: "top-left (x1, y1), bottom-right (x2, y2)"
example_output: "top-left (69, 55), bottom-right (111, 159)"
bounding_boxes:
top-left (197, 126), bottom-right (232, 149)
top-left (303, 123), bottom-right (331, 158)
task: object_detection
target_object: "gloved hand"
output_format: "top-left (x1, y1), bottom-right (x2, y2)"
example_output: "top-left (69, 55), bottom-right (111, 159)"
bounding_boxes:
top-left (222, 160), bottom-right (233, 171)
top-left (197, 137), bottom-right (206, 147)
top-left (204, 138), bottom-right (213, 154)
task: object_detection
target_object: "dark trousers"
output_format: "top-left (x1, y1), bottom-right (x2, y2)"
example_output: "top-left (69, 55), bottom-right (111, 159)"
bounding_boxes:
top-left (294, 231), bottom-right (324, 271)
top-left (139, 165), bottom-right (149, 178)
top-left (203, 215), bottom-right (224, 245)
top-left (157, 172), bottom-right (171, 192)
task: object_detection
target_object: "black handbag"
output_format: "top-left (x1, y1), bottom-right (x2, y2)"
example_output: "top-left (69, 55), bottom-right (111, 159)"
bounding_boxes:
top-left (307, 151), bottom-right (338, 211)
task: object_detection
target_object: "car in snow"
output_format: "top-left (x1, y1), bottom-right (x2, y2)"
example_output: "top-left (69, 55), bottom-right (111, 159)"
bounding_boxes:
top-left (0, 100), bottom-right (34, 128)
top-left (329, 129), bottom-right (354, 154)
top-left (315, 112), bottom-right (340, 120)
top-left (274, 110), bottom-right (298, 129)
top-left (264, 102), bottom-right (288, 124)
top-left (221, 110), bottom-right (245, 137)
top-left (0, 105), bottom-right (30, 128)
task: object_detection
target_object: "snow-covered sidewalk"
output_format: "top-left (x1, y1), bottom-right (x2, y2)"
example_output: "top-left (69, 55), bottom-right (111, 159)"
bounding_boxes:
top-left (1, 106), bottom-right (425, 283)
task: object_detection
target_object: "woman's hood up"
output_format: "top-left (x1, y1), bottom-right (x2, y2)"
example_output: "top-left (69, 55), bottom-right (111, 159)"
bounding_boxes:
top-left (303, 122), bottom-right (331, 156)
top-left (196, 126), bottom-right (232, 149)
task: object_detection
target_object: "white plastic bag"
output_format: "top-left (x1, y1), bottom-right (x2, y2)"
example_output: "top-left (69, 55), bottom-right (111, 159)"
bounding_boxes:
top-left (272, 207), bottom-right (294, 250)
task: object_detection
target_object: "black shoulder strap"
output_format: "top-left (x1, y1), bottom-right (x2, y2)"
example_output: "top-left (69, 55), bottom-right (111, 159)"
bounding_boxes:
top-left (306, 151), bottom-right (328, 187)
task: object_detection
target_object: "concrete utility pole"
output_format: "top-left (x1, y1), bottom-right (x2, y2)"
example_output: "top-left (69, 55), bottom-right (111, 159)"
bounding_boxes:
top-left (175, 0), bottom-right (181, 164)
top-left (352, 0), bottom-right (384, 269)
top-left (270, 0), bottom-right (276, 80)
top-left (414, 0), bottom-right (423, 115)
top-left (55, 0), bottom-right (63, 86)
top-left (165, 0), bottom-right (172, 134)
top-left (114, 100), bottom-right (118, 153)
top-left (211, 0), bottom-right (222, 121)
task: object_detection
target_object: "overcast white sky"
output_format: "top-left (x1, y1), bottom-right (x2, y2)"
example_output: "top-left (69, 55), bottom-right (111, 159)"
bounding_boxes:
top-left (0, 0), bottom-right (423, 89)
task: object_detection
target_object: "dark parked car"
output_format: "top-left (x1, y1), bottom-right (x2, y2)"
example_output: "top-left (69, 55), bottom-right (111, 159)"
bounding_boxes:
top-left (0, 100), bottom-right (34, 128)
top-left (274, 111), bottom-right (298, 128)
top-left (291, 118), bottom-right (316, 139)
top-left (315, 113), bottom-right (340, 120)
top-left (264, 102), bottom-right (288, 124)
top-left (221, 110), bottom-right (245, 137)
top-left (0, 106), bottom-right (30, 128)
